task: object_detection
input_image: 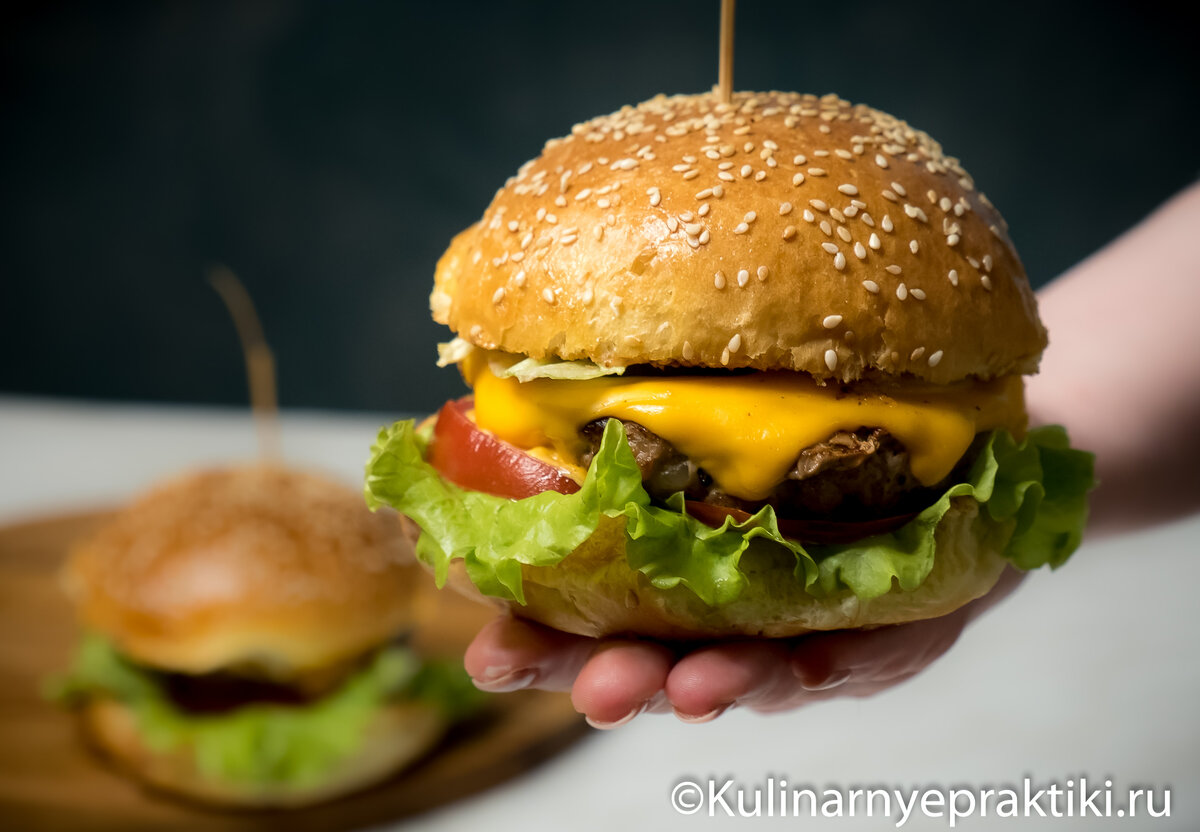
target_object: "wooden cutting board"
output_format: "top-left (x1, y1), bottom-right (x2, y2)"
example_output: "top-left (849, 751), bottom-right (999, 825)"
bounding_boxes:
top-left (0, 511), bottom-right (590, 831)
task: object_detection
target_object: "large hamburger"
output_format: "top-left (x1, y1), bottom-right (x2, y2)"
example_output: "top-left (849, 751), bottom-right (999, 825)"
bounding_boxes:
top-left (54, 465), bottom-right (477, 808)
top-left (365, 91), bottom-right (1094, 640)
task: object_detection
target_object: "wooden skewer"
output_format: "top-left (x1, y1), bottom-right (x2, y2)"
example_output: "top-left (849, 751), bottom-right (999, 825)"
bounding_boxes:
top-left (717, 0), bottom-right (736, 104)
top-left (208, 265), bottom-right (282, 461)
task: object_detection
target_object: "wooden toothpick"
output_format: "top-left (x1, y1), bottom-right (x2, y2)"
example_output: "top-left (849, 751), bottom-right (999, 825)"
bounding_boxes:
top-left (718, 0), bottom-right (736, 104)
top-left (209, 265), bottom-right (282, 461)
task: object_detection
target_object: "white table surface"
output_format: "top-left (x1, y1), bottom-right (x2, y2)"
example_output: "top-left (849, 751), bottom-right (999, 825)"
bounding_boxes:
top-left (3, 395), bottom-right (1196, 830)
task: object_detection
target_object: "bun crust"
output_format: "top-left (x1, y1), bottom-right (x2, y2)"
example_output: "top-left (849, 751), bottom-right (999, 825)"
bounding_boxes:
top-left (64, 466), bottom-right (418, 677)
top-left (435, 498), bottom-right (1011, 639)
top-left (81, 696), bottom-right (446, 808)
top-left (433, 91), bottom-right (1046, 383)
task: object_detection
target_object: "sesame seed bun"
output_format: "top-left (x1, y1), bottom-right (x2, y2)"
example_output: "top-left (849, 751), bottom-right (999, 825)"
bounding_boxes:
top-left (432, 497), bottom-right (1011, 639)
top-left (432, 91), bottom-right (1046, 383)
top-left (80, 695), bottom-right (446, 808)
top-left (63, 465), bottom-right (418, 679)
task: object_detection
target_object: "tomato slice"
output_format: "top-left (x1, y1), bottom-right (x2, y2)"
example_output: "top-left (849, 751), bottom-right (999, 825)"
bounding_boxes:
top-left (426, 397), bottom-right (580, 499)
top-left (684, 501), bottom-right (917, 545)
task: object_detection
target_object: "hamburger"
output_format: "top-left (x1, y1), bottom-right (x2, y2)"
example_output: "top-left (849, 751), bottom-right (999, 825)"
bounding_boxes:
top-left (53, 465), bottom-right (478, 808)
top-left (365, 91), bottom-right (1095, 640)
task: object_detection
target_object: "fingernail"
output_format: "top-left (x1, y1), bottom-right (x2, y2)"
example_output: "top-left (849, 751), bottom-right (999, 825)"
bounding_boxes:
top-left (673, 705), bottom-right (729, 724)
top-left (471, 668), bottom-right (536, 692)
top-left (799, 669), bottom-right (852, 691)
top-left (585, 700), bottom-right (648, 730)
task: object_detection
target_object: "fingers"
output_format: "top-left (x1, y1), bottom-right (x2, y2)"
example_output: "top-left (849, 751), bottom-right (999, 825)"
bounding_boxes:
top-left (463, 614), bottom-right (594, 693)
top-left (665, 641), bottom-right (794, 720)
top-left (570, 641), bottom-right (675, 728)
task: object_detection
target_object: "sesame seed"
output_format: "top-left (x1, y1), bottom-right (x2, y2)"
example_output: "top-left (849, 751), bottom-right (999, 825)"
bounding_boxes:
top-left (808, 167), bottom-right (827, 177)
top-left (939, 197), bottom-right (953, 212)
top-left (792, 173), bottom-right (806, 186)
top-left (947, 234), bottom-right (960, 247)
top-left (546, 213), bottom-right (558, 224)
top-left (802, 209), bottom-right (815, 222)
top-left (854, 241), bottom-right (867, 259)
top-left (728, 333), bottom-right (742, 353)
top-left (911, 288), bottom-right (927, 300)
top-left (542, 288), bottom-right (556, 304)
top-left (733, 222), bottom-right (749, 234)
top-left (492, 287), bottom-right (506, 304)
top-left (983, 254), bottom-right (994, 272)
top-left (910, 239), bottom-right (920, 254)
top-left (819, 220), bottom-right (832, 236)
top-left (684, 222), bottom-right (703, 236)
top-left (838, 183), bottom-right (859, 196)
top-left (896, 283), bottom-right (908, 300)
top-left (574, 188), bottom-right (592, 202)
top-left (754, 171), bottom-right (767, 182)
top-left (882, 189), bottom-right (898, 202)
top-left (779, 201), bottom-right (793, 215)
top-left (514, 270), bottom-right (526, 287)
top-left (521, 232), bottom-right (533, 248)
top-left (875, 154), bottom-right (889, 168)
top-left (861, 213), bottom-right (875, 228)
top-left (981, 275), bottom-right (994, 290)
top-left (810, 199), bottom-right (829, 212)
top-left (740, 165), bottom-right (753, 178)
top-left (682, 341), bottom-right (695, 360)
top-left (560, 234), bottom-right (577, 245)
top-left (911, 347), bottom-right (925, 360)
top-left (581, 286), bottom-right (593, 304)
top-left (823, 314), bottom-right (843, 328)
top-left (830, 207), bottom-right (846, 223)
top-left (717, 171), bottom-right (734, 181)
top-left (968, 256), bottom-right (981, 269)
top-left (782, 225), bottom-right (796, 240)
top-left (928, 350), bottom-right (944, 367)
top-left (667, 217), bottom-right (679, 232)
top-left (757, 265), bottom-right (769, 280)
top-left (714, 271), bottom-right (727, 289)
top-left (744, 211), bottom-right (757, 223)
top-left (684, 170), bottom-right (701, 180)
top-left (649, 190), bottom-right (662, 207)
top-left (868, 233), bottom-right (881, 250)
top-left (947, 269), bottom-right (959, 286)
top-left (822, 242), bottom-right (839, 255)
top-left (695, 188), bottom-right (713, 199)
top-left (718, 162), bottom-right (734, 171)
top-left (886, 264), bottom-right (902, 275)
top-left (594, 224), bottom-right (604, 241)
top-left (834, 252), bottom-right (847, 270)
top-left (862, 279), bottom-right (880, 294)
top-left (712, 185), bottom-right (725, 197)
top-left (672, 164), bottom-right (691, 172)
top-left (844, 205), bottom-right (859, 218)
top-left (737, 269), bottom-right (750, 287)
top-left (835, 148), bottom-right (853, 160)
top-left (836, 226), bottom-right (852, 243)
top-left (891, 181), bottom-right (907, 197)
top-left (793, 153), bottom-right (807, 165)
top-left (926, 189), bottom-right (938, 204)
top-left (882, 215), bottom-right (894, 233)
top-left (721, 348), bottom-right (730, 366)
top-left (824, 349), bottom-right (838, 371)
top-left (699, 230), bottom-right (710, 244)
top-left (698, 203), bottom-right (710, 216)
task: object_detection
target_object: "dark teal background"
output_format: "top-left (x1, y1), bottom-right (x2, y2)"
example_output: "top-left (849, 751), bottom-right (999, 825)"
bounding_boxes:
top-left (2, 1), bottom-right (1196, 413)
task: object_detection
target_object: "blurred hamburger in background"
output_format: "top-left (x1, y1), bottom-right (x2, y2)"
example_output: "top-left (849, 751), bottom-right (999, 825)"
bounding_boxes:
top-left (365, 90), bottom-right (1094, 640)
top-left (53, 464), bottom-right (477, 808)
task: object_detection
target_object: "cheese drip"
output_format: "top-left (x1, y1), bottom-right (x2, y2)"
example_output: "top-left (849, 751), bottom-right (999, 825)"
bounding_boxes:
top-left (465, 355), bottom-right (1026, 501)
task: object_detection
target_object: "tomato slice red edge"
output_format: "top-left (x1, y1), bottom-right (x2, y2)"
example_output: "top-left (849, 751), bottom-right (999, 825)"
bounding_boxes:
top-left (426, 397), bottom-right (580, 499)
top-left (426, 396), bottom-right (917, 543)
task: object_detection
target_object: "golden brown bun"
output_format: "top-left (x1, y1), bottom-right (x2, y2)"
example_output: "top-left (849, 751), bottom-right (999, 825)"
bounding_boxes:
top-left (433, 91), bottom-right (1046, 384)
top-left (63, 465), bottom-right (418, 678)
top-left (434, 498), bottom-right (1011, 639)
top-left (80, 696), bottom-right (446, 809)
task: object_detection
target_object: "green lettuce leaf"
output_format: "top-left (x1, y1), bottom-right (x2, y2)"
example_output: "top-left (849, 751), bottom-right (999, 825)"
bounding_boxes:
top-left (365, 418), bottom-right (1095, 607)
top-left (48, 636), bottom-right (480, 788)
top-left (435, 338), bottom-right (626, 381)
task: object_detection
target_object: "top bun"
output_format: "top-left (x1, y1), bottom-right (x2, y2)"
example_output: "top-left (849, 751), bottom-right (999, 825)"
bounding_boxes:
top-left (63, 465), bottom-right (417, 678)
top-left (433, 91), bottom-right (1046, 384)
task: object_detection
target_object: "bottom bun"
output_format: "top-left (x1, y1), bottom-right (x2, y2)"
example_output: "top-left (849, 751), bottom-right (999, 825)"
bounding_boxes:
top-left (81, 696), bottom-right (447, 809)
top-left (438, 497), bottom-right (1012, 639)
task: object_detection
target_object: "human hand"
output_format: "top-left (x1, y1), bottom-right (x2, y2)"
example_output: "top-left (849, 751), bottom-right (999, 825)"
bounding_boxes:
top-left (464, 566), bottom-right (1025, 727)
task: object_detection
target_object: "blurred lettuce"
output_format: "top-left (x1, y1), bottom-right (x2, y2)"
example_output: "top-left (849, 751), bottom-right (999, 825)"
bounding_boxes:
top-left (49, 637), bottom-right (480, 788)
top-left (366, 418), bottom-right (1095, 607)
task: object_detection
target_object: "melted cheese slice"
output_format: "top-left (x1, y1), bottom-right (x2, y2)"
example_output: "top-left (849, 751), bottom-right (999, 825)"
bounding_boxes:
top-left (465, 356), bottom-right (1026, 501)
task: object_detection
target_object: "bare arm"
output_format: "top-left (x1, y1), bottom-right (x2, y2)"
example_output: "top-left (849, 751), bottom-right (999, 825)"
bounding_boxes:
top-left (1026, 181), bottom-right (1200, 533)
